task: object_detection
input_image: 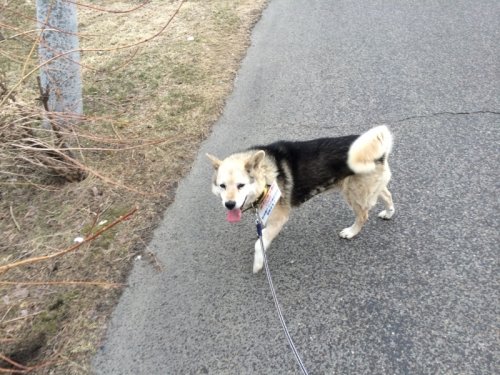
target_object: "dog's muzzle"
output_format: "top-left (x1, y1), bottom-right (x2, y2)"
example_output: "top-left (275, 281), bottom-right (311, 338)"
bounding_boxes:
top-left (225, 201), bottom-right (236, 210)
top-left (225, 196), bottom-right (247, 223)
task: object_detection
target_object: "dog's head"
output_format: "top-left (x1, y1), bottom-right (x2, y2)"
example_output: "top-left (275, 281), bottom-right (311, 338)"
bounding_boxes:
top-left (206, 150), bottom-right (266, 223)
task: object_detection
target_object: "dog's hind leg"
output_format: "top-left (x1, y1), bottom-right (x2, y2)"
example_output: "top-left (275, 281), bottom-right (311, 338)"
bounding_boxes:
top-left (253, 204), bottom-right (290, 273)
top-left (339, 204), bottom-right (369, 239)
top-left (377, 186), bottom-right (395, 220)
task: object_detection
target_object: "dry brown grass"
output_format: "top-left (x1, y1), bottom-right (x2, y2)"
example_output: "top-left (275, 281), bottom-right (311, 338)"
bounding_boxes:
top-left (0, 1), bottom-right (266, 373)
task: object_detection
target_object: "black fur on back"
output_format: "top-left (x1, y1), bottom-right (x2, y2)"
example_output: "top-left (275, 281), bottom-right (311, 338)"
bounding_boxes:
top-left (251, 135), bottom-right (358, 206)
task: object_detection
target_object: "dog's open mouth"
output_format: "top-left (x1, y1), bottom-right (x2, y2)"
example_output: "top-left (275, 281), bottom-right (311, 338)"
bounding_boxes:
top-left (226, 196), bottom-right (247, 223)
top-left (226, 209), bottom-right (242, 223)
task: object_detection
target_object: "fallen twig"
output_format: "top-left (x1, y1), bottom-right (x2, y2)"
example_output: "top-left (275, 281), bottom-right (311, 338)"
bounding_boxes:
top-left (0, 354), bottom-right (29, 370)
top-left (0, 352), bottom-right (59, 374)
top-left (0, 311), bottom-right (44, 325)
top-left (0, 280), bottom-right (123, 288)
top-left (9, 205), bottom-right (20, 231)
top-left (0, 306), bottom-right (13, 323)
top-left (0, 339), bottom-right (16, 344)
top-left (0, 368), bottom-right (27, 374)
top-left (0, 207), bottom-right (137, 275)
top-left (65, 0), bottom-right (149, 14)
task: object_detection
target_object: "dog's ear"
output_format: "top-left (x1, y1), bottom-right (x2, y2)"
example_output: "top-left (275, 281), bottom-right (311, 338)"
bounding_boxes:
top-left (245, 150), bottom-right (265, 172)
top-left (206, 153), bottom-right (222, 170)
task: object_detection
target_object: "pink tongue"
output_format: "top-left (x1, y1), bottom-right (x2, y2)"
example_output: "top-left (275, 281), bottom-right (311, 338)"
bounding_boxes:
top-left (226, 209), bottom-right (242, 223)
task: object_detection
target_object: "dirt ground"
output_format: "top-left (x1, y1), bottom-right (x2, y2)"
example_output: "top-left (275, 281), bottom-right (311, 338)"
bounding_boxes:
top-left (0, 1), bottom-right (266, 373)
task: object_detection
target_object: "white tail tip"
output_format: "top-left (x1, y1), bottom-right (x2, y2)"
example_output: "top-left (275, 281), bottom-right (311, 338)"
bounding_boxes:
top-left (347, 125), bottom-right (393, 174)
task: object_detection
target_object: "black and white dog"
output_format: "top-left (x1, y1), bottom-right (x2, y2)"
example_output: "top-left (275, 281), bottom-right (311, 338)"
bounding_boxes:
top-left (207, 125), bottom-right (395, 273)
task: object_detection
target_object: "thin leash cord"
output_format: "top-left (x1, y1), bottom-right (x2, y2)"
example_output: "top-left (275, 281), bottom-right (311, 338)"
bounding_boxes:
top-left (255, 210), bottom-right (310, 375)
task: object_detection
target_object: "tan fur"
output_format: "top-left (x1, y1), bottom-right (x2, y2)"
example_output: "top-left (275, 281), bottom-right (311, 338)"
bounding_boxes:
top-left (339, 160), bottom-right (393, 238)
top-left (347, 125), bottom-right (393, 174)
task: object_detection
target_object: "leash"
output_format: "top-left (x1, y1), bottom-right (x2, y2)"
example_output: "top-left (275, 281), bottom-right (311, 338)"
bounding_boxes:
top-left (254, 208), bottom-right (310, 375)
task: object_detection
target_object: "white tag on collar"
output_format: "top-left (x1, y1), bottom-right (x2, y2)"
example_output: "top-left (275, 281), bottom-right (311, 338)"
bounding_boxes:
top-left (258, 180), bottom-right (281, 226)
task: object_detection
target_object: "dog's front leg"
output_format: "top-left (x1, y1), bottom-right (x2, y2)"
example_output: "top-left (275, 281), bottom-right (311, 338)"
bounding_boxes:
top-left (253, 205), bottom-right (289, 273)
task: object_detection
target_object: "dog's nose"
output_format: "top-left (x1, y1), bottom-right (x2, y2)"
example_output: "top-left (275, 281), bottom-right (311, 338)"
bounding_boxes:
top-left (225, 201), bottom-right (236, 210)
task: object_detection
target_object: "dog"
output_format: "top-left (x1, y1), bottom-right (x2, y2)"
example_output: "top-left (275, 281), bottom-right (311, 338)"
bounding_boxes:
top-left (207, 125), bottom-right (395, 273)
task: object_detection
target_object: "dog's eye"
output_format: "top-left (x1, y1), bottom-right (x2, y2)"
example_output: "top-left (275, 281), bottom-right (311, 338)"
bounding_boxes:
top-left (237, 183), bottom-right (245, 190)
top-left (219, 183), bottom-right (226, 189)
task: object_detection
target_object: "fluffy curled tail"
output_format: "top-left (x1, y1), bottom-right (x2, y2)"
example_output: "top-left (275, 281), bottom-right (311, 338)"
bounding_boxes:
top-left (347, 125), bottom-right (393, 174)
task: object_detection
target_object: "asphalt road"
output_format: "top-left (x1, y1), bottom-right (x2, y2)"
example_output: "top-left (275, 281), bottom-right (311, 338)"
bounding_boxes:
top-left (93, 1), bottom-right (499, 374)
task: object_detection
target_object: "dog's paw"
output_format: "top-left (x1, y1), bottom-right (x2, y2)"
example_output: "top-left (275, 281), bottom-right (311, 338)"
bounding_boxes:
top-left (253, 254), bottom-right (264, 273)
top-left (339, 227), bottom-right (357, 239)
top-left (378, 208), bottom-right (395, 220)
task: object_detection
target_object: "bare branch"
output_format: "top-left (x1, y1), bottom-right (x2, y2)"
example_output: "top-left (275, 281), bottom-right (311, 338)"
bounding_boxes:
top-left (66, 0), bottom-right (150, 14)
top-left (9, 205), bottom-right (21, 231)
top-left (0, 207), bottom-right (138, 275)
top-left (0, 280), bottom-right (123, 288)
top-left (0, 0), bottom-right (187, 106)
